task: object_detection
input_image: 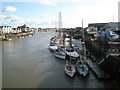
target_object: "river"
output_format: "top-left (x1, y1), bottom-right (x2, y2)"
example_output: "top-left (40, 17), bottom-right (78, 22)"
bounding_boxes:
top-left (1, 31), bottom-right (113, 88)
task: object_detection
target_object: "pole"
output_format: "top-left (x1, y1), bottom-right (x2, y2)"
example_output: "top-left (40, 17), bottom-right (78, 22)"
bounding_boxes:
top-left (82, 18), bottom-right (87, 61)
top-left (89, 36), bottom-right (92, 59)
top-left (58, 12), bottom-right (62, 34)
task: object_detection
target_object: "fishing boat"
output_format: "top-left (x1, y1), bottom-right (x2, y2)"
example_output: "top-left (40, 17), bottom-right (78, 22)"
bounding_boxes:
top-left (76, 19), bottom-right (89, 76)
top-left (76, 60), bottom-right (89, 76)
top-left (65, 46), bottom-right (79, 60)
top-left (64, 62), bottom-right (76, 77)
top-left (49, 35), bottom-right (60, 52)
top-left (54, 12), bottom-right (66, 60)
top-left (54, 46), bottom-right (66, 59)
top-left (49, 41), bottom-right (58, 52)
top-left (64, 38), bottom-right (77, 77)
top-left (65, 34), bottom-right (79, 60)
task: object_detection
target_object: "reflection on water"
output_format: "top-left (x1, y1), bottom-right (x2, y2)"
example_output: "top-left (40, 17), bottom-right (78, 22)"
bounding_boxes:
top-left (2, 31), bottom-right (113, 88)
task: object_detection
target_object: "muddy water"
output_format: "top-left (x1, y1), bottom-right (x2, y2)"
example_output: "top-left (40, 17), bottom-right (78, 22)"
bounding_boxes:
top-left (2, 31), bottom-right (113, 88)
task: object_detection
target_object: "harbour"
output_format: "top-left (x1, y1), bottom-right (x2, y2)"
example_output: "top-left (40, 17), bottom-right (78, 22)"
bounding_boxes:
top-left (1, 1), bottom-right (120, 89)
top-left (2, 31), bottom-right (119, 88)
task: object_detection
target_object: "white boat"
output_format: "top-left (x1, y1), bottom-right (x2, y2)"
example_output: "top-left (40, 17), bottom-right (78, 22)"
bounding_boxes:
top-left (54, 46), bottom-right (66, 60)
top-left (64, 62), bottom-right (76, 77)
top-left (65, 47), bottom-right (79, 60)
top-left (2, 38), bottom-right (12, 41)
top-left (49, 42), bottom-right (58, 52)
top-left (64, 43), bottom-right (77, 77)
top-left (21, 36), bottom-right (25, 38)
top-left (76, 60), bottom-right (89, 76)
top-left (65, 32), bottom-right (79, 60)
top-left (54, 12), bottom-right (66, 59)
top-left (18, 36), bottom-right (22, 38)
top-left (109, 31), bottom-right (119, 40)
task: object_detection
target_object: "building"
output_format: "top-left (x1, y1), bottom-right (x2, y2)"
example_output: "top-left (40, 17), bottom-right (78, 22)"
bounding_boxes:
top-left (18, 24), bottom-right (29, 32)
top-left (88, 22), bottom-right (120, 30)
top-left (0, 26), bottom-right (13, 34)
top-left (104, 22), bottom-right (120, 30)
top-left (88, 23), bottom-right (108, 29)
top-left (12, 28), bottom-right (22, 34)
top-left (38, 28), bottom-right (42, 32)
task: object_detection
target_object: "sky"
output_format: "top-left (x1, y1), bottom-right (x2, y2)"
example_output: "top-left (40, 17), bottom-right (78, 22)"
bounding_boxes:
top-left (0, 0), bottom-right (119, 28)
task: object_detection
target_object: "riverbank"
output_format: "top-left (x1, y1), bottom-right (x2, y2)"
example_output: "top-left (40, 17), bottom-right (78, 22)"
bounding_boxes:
top-left (0, 32), bottom-right (35, 40)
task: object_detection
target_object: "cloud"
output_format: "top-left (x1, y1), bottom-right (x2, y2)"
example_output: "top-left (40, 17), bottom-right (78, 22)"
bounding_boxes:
top-left (6, 15), bottom-right (20, 20)
top-left (0, 15), bottom-right (7, 19)
top-left (0, 14), bottom-right (54, 28)
top-left (37, 0), bottom-right (81, 6)
top-left (2, 6), bottom-right (16, 12)
top-left (1, 0), bottom-right (119, 28)
top-left (62, 0), bottom-right (119, 28)
top-left (1, 0), bottom-right (80, 5)
top-left (38, 0), bottom-right (56, 5)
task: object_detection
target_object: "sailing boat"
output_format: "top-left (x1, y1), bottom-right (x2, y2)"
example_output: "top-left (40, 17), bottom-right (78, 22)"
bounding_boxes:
top-left (54, 12), bottom-right (66, 59)
top-left (49, 32), bottom-right (58, 52)
top-left (65, 36), bottom-right (79, 60)
top-left (76, 19), bottom-right (89, 76)
top-left (49, 41), bottom-right (58, 52)
top-left (76, 57), bottom-right (89, 76)
top-left (64, 49), bottom-right (76, 77)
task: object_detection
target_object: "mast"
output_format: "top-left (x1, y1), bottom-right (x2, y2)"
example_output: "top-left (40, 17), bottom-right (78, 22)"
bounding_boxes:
top-left (58, 12), bottom-right (65, 47)
top-left (58, 12), bottom-right (62, 34)
top-left (82, 18), bottom-right (87, 61)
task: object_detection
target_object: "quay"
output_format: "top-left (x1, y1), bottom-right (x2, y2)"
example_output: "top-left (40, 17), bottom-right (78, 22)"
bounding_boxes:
top-left (72, 40), bottom-right (110, 79)
top-left (0, 32), bottom-right (35, 40)
top-left (86, 59), bottom-right (110, 79)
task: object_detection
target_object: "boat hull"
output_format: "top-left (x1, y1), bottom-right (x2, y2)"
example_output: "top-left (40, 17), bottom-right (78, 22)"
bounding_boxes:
top-left (49, 45), bottom-right (58, 52)
top-left (76, 65), bottom-right (89, 76)
top-left (54, 53), bottom-right (66, 60)
top-left (64, 64), bottom-right (76, 77)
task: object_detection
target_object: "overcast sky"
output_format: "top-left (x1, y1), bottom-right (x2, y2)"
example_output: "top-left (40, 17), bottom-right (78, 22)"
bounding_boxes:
top-left (0, 0), bottom-right (119, 28)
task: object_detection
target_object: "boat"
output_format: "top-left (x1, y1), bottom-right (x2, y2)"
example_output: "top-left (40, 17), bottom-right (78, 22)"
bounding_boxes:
top-left (76, 60), bottom-right (89, 76)
top-left (49, 41), bottom-right (58, 52)
top-left (65, 63), bottom-right (76, 77)
top-left (54, 12), bottom-right (66, 60)
top-left (2, 38), bottom-right (12, 41)
top-left (65, 47), bottom-right (79, 60)
top-left (64, 38), bottom-right (76, 77)
top-left (76, 19), bottom-right (89, 76)
top-left (65, 34), bottom-right (79, 60)
top-left (64, 62), bottom-right (76, 77)
top-left (54, 46), bottom-right (66, 59)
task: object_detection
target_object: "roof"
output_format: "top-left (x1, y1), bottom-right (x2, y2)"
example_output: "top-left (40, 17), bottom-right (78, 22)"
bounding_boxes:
top-left (88, 23), bottom-right (108, 28)
top-left (104, 22), bottom-right (120, 28)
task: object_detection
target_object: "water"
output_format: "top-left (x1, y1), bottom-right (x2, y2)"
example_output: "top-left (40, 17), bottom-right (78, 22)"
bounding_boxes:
top-left (0, 41), bottom-right (2, 89)
top-left (2, 31), bottom-right (113, 88)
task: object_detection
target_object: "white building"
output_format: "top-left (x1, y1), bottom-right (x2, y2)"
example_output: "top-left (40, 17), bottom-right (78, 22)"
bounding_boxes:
top-left (0, 26), bottom-right (13, 34)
